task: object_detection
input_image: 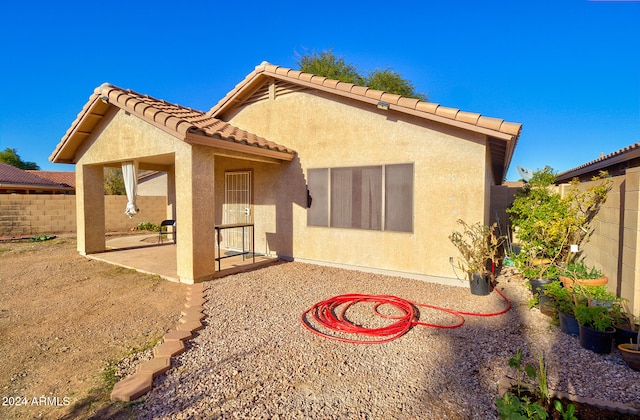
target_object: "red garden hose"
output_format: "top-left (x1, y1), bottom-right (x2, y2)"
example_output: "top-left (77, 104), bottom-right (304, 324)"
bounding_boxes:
top-left (300, 287), bottom-right (511, 344)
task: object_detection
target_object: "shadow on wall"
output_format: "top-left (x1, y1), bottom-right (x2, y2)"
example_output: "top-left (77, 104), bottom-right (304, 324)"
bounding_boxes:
top-left (268, 155), bottom-right (307, 259)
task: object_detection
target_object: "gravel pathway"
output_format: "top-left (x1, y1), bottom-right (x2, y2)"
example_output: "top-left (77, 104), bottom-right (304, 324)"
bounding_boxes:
top-left (135, 262), bottom-right (640, 419)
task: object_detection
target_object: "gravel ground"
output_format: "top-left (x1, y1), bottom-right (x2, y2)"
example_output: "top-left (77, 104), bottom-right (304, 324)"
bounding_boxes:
top-left (135, 262), bottom-right (640, 419)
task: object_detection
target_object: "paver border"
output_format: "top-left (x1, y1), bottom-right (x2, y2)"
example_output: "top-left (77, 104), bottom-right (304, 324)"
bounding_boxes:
top-left (110, 284), bottom-right (208, 402)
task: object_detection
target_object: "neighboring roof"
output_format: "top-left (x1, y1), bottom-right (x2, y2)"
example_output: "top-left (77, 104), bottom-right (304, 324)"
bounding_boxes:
top-left (50, 83), bottom-right (296, 164)
top-left (208, 62), bottom-right (522, 183)
top-left (556, 142), bottom-right (640, 183)
top-left (26, 170), bottom-right (75, 188)
top-left (0, 162), bottom-right (73, 191)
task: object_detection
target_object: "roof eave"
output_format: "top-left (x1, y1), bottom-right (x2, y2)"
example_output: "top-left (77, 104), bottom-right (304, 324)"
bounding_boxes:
top-left (184, 132), bottom-right (295, 162)
top-left (556, 145), bottom-right (640, 183)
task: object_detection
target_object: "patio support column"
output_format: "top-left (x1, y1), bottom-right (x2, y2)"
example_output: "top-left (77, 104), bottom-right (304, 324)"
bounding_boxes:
top-left (166, 164), bottom-right (176, 220)
top-left (175, 147), bottom-right (216, 283)
top-left (76, 164), bottom-right (105, 255)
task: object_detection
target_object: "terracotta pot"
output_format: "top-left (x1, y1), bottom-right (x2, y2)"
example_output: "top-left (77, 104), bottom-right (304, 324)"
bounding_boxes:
top-left (618, 343), bottom-right (640, 371)
top-left (559, 275), bottom-right (608, 290)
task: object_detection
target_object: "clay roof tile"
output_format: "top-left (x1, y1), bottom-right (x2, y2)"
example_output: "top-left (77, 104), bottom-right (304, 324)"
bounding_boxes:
top-left (435, 106), bottom-right (460, 120)
top-left (477, 116), bottom-right (504, 131)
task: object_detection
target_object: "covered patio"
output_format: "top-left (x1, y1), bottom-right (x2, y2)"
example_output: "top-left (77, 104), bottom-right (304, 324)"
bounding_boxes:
top-left (50, 83), bottom-right (295, 283)
top-left (90, 234), bottom-right (279, 282)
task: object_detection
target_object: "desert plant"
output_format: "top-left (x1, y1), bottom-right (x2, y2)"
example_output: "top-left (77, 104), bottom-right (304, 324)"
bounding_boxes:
top-left (543, 280), bottom-right (577, 315)
top-left (574, 304), bottom-right (613, 331)
top-left (136, 221), bottom-right (160, 232)
top-left (507, 167), bottom-right (612, 276)
top-left (558, 261), bottom-right (603, 280)
top-left (449, 219), bottom-right (504, 275)
top-left (496, 349), bottom-right (574, 419)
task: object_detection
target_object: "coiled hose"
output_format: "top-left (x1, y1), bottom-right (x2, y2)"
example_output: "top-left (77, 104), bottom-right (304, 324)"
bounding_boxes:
top-left (300, 288), bottom-right (511, 344)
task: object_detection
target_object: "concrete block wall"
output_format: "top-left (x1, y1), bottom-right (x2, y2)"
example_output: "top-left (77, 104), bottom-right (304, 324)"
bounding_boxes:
top-left (0, 195), bottom-right (167, 237)
top-left (0, 194), bottom-right (76, 237)
top-left (569, 168), bottom-right (639, 315)
top-left (104, 195), bottom-right (167, 232)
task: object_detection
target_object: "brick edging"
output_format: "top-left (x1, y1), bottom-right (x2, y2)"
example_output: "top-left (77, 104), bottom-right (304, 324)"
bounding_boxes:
top-left (110, 283), bottom-right (207, 402)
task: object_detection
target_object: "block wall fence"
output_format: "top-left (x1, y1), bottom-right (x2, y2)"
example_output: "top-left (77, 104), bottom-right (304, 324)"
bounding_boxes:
top-left (0, 195), bottom-right (166, 237)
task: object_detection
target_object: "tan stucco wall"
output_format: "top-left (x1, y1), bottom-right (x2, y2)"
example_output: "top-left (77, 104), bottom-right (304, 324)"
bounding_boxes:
top-left (138, 172), bottom-right (168, 196)
top-left (222, 90), bottom-right (493, 282)
top-left (72, 108), bottom-right (215, 283)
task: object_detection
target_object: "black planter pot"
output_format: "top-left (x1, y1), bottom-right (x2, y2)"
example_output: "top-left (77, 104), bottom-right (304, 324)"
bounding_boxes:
top-left (558, 310), bottom-right (580, 336)
top-left (528, 278), bottom-right (552, 296)
top-left (579, 324), bottom-right (616, 354)
top-left (528, 278), bottom-right (554, 316)
top-left (469, 272), bottom-right (492, 296)
top-left (615, 324), bottom-right (639, 345)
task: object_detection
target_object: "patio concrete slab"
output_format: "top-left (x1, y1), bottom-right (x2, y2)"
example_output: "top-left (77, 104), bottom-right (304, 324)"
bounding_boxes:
top-left (89, 234), bottom-right (278, 283)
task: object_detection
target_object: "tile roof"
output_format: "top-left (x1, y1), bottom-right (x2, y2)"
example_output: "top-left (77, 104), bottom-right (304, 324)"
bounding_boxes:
top-left (556, 141), bottom-right (640, 183)
top-left (26, 170), bottom-right (75, 188)
top-left (208, 62), bottom-right (522, 140)
top-left (50, 84), bottom-right (295, 164)
top-left (207, 62), bottom-right (522, 183)
top-left (0, 162), bottom-right (72, 190)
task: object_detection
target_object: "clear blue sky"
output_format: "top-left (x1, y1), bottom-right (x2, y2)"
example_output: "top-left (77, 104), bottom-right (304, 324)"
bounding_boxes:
top-left (1, 0), bottom-right (638, 181)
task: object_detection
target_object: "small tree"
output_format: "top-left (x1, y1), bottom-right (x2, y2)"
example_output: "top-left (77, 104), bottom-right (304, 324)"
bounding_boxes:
top-left (0, 148), bottom-right (40, 170)
top-left (297, 49), bottom-right (364, 86)
top-left (296, 48), bottom-right (428, 101)
top-left (104, 168), bottom-right (126, 195)
top-left (367, 68), bottom-right (428, 101)
top-left (507, 166), bottom-right (612, 277)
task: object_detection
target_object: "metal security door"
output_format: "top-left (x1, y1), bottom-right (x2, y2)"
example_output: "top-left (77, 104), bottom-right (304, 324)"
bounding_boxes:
top-left (223, 171), bottom-right (252, 250)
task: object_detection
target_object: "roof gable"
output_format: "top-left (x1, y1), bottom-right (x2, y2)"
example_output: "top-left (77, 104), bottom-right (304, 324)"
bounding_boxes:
top-left (50, 84), bottom-right (295, 164)
top-left (208, 62), bottom-right (522, 140)
top-left (208, 62), bottom-right (522, 183)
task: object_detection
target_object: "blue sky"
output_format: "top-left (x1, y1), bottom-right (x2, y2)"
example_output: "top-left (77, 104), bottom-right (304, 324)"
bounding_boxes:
top-left (0, 0), bottom-right (638, 181)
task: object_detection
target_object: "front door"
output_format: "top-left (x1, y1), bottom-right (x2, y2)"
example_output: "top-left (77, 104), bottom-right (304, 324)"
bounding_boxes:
top-left (223, 170), bottom-right (252, 251)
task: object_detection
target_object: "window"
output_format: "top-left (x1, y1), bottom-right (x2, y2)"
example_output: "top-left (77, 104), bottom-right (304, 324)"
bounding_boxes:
top-left (331, 166), bottom-right (382, 229)
top-left (385, 164), bottom-right (414, 232)
top-left (307, 168), bottom-right (328, 227)
top-left (307, 163), bottom-right (413, 232)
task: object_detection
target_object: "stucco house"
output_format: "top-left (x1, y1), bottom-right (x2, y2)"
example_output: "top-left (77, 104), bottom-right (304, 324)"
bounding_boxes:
top-left (50, 62), bottom-right (521, 284)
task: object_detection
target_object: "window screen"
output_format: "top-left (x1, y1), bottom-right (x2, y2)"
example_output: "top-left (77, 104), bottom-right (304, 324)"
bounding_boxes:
top-left (331, 166), bottom-right (382, 230)
top-left (385, 164), bottom-right (414, 232)
top-left (307, 168), bottom-right (328, 226)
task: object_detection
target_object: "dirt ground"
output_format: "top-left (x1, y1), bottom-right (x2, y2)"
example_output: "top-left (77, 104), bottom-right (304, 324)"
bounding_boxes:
top-left (0, 237), bottom-right (187, 419)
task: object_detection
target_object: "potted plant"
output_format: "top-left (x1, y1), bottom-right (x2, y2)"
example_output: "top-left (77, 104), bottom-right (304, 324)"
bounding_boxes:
top-left (558, 261), bottom-right (608, 290)
top-left (618, 329), bottom-right (640, 372)
top-left (543, 280), bottom-right (580, 336)
top-left (574, 303), bottom-right (616, 354)
top-left (507, 167), bottom-right (612, 293)
top-left (614, 301), bottom-right (639, 346)
top-left (449, 219), bottom-right (504, 296)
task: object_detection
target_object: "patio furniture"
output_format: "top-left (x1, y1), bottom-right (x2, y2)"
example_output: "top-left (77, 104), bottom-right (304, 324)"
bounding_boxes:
top-left (158, 220), bottom-right (176, 244)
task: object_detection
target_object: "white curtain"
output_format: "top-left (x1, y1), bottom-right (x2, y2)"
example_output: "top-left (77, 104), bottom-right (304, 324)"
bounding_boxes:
top-left (122, 161), bottom-right (138, 218)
